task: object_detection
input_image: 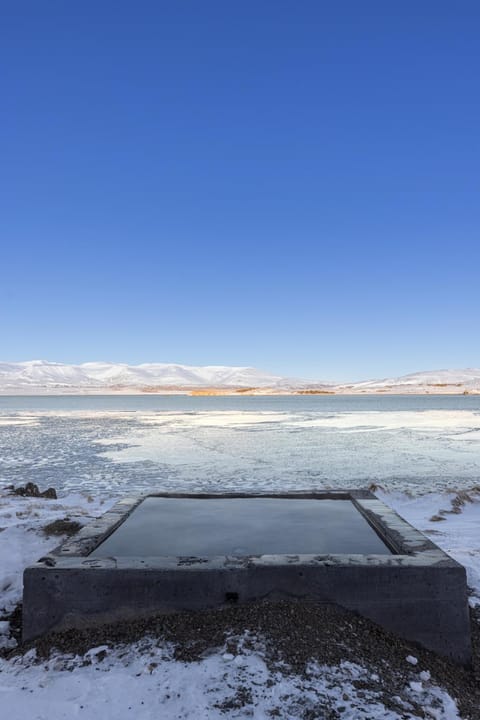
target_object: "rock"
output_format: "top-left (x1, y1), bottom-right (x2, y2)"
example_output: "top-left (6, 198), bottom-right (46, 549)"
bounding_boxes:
top-left (12, 483), bottom-right (57, 499)
top-left (13, 482), bottom-right (41, 497)
top-left (41, 487), bottom-right (57, 499)
top-left (368, 483), bottom-right (385, 493)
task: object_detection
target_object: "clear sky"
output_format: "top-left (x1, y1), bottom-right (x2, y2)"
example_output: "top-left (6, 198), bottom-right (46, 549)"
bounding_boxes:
top-left (1, 1), bottom-right (479, 381)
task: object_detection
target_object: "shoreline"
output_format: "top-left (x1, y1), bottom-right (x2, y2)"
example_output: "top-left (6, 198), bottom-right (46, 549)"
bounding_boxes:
top-left (0, 388), bottom-right (479, 397)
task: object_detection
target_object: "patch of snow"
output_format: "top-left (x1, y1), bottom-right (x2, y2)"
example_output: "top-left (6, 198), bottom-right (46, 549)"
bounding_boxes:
top-left (0, 491), bottom-right (111, 615)
top-left (409, 680), bottom-right (424, 692)
top-left (0, 636), bottom-right (464, 720)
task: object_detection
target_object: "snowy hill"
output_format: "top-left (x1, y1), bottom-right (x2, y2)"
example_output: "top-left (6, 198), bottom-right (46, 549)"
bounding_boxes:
top-left (0, 360), bottom-right (305, 394)
top-left (0, 361), bottom-right (479, 394)
top-left (340, 368), bottom-right (480, 394)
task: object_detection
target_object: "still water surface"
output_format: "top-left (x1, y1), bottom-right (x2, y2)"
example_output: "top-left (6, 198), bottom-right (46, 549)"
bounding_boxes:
top-left (91, 496), bottom-right (392, 557)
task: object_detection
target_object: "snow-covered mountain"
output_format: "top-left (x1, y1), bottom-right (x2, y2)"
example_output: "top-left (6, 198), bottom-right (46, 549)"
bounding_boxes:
top-left (0, 360), bottom-right (305, 394)
top-left (0, 361), bottom-right (479, 394)
top-left (339, 368), bottom-right (480, 394)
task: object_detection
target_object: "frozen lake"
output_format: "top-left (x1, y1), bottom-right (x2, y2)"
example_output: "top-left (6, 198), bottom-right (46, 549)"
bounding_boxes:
top-left (1, 394), bottom-right (480, 497)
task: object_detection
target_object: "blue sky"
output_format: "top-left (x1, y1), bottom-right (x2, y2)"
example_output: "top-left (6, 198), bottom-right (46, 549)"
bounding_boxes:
top-left (1, 1), bottom-right (479, 381)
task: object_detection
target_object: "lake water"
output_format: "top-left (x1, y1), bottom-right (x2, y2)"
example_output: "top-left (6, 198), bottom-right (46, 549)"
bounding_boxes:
top-left (1, 394), bottom-right (479, 497)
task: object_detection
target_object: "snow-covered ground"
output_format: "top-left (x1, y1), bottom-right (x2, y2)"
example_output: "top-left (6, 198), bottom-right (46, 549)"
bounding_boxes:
top-left (2, 640), bottom-right (464, 720)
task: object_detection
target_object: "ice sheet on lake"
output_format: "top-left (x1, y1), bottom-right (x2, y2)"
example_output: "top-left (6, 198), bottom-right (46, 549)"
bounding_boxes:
top-left (1, 406), bottom-right (480, 496)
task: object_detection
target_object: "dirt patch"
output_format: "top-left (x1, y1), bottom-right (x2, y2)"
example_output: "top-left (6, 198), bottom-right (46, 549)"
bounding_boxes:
top-left (42, 518), bottom-right (82, 537)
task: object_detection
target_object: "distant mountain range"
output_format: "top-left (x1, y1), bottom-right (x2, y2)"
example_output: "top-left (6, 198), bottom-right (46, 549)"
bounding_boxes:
top-left (0, 361), bottom-right (479, 395)
top-left (333, 368), bottom-right (480, 395)
top-left (0, 361), bottom-right (299, 394)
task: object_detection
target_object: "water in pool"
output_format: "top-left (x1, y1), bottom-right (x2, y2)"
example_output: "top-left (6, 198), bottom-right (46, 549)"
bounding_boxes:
top-left (91, 496), bottom-right (392, 557)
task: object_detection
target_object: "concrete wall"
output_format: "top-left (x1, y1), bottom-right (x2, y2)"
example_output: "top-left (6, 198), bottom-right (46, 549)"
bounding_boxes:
top-left (23, 555), bottom-right (471, 664)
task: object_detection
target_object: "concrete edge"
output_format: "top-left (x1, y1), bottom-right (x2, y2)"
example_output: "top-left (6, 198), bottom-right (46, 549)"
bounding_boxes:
top-left (36, 490), bottom-right (461, 571)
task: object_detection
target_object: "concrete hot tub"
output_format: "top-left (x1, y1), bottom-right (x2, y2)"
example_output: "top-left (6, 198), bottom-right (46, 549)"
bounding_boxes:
top-left (23, 490), bottom-right (472, 664)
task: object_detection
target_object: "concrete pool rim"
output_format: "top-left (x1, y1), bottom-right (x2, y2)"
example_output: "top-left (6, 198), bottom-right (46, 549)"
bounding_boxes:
top-left (41, 489), bottom-right (450, 561)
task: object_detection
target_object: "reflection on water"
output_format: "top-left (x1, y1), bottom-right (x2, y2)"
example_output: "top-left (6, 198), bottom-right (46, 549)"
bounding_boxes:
top-left (91, 497), bottom-right (392, 557)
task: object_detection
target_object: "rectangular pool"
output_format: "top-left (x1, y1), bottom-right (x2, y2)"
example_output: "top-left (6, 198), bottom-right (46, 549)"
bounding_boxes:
top-left (91, 497), bottom-right (392, 557)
